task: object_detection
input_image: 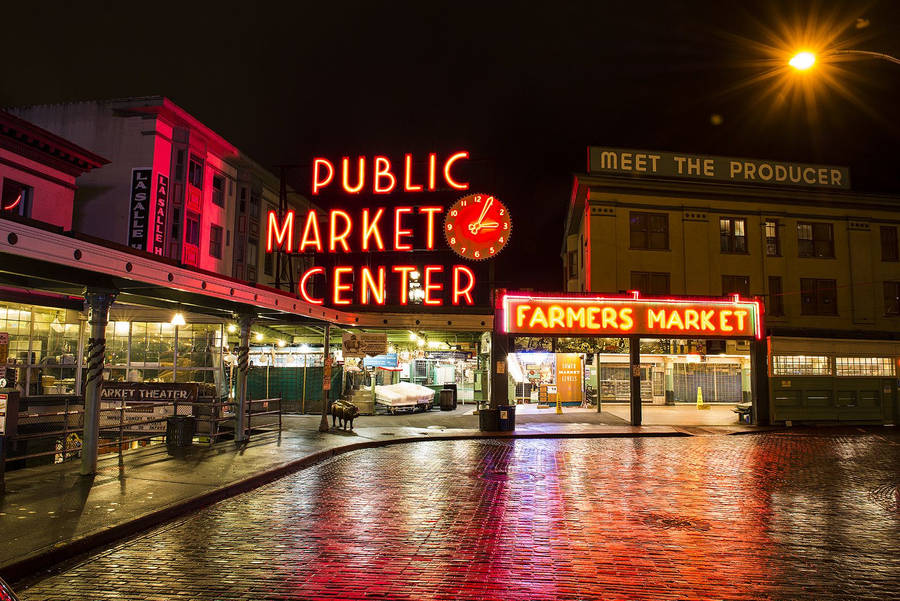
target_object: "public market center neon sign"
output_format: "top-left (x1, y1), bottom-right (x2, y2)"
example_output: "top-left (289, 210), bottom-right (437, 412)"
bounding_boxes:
top-left (266, 151), bottom-right (509, 307)
top-left (501, 292), bottom-right (763, 338)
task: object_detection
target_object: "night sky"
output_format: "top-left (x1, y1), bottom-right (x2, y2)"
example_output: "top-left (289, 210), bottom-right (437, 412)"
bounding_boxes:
top-left (5, 0), bottom-right (899, 290)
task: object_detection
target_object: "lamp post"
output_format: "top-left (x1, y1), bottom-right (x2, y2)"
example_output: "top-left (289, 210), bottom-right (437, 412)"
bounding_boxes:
top-left (789, 49), bottom-right (900, 70)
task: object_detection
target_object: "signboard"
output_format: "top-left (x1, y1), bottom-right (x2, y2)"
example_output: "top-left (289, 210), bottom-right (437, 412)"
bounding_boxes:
top-left (0, 393), bottom-right (7, 434)
top-left (426, 351), bottom-right (471, 361)
top-left (151, 174), bottom-right (169, 256)
top-left (502, 293), bottom-right (762, 339)
top-left (363, 353), bottom-right (399, 369)
top-left (556, 354), bottom-right (583, 403)
top-left (128, 168), bottom-right (153, 250)
top-left (99, 382), bottom-right (198, 404)
top-left (0, 332), bottom-right (8, 364)
top-left (342, 332), bottom-right (388, 357)
top-left (588, 147), bottom-right (850, 190)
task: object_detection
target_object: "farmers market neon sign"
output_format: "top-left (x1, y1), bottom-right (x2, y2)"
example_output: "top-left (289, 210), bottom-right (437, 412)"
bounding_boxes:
top-left (501, 292), bottom-right (762, 338)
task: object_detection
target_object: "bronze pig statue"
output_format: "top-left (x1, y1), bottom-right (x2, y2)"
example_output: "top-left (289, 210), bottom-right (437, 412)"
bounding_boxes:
top-left (330, 399), bottom-right (360, 430)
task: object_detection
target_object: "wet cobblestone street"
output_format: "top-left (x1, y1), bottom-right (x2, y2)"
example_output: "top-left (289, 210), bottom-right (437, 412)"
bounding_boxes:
top-left (18, 430), bottom-right (900, 601)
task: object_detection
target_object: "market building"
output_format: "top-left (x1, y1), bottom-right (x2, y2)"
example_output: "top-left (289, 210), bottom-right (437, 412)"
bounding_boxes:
top-left (561, 147), bottom-right (900, 425)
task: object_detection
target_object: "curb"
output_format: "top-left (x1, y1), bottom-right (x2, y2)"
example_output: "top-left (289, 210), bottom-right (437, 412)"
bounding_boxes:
top-left (3, 428), bottom-right (689, 585)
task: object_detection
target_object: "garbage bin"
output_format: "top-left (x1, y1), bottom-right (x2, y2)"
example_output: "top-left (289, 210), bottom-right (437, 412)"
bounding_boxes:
top-left (439, 389), bottom-right (454, 411)
top-left (497, 404), bottom-right (516, 431)
top-left (442, 383), bottom-right (458, 409)
top-left (166, 415), bottom-right (196, 447)
top-left (478, 408), bottom-right (501, 431)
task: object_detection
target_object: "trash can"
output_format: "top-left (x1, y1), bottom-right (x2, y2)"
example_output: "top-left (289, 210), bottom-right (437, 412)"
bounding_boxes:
top-left (497, 404), bottom-right (516, 431)
top-left (439, 389), bottom-right (454, 411)
top-left (478, 408), bottom-right (501, 431)
top-left (166, 415), bottom-right (196, 447)
top-left (442, 383), bottom-right (458, 409)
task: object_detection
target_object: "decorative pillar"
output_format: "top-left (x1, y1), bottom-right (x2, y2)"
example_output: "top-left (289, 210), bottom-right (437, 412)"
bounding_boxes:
top-left (235, 313), bottom-right (254, 443)
top-left (594, 352), bottom-right (601, 413)
top-left (319, 323), bottom-right (331, 432)
top-left (629, 335), bottom-right (642, 426)
top-left (81, 288), bottom-right (117, 476)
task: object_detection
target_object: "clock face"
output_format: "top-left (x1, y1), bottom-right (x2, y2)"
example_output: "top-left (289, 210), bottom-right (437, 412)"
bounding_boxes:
top-left (444, 193), bottom-right (512, 260)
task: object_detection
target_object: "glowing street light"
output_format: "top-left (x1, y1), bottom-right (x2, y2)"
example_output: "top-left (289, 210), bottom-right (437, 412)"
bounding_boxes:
top-left (789, 51), bottom-right (816, 70)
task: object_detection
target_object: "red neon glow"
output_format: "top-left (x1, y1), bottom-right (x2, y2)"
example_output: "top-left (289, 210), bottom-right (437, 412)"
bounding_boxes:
top-left (392, 265), bottom-right (416, 305)
top-left (299, 267), bottom-right (325, 304)
top-left (266, 210), bottom-right (294, 253)
top-left (2, 192), bottom-right (22, 211)
top-left (403, 154), bottom-right (423, 192)
top-left (312, 159), bottom-right (334, 195)
top-left (341, 156), bottom-right (365, 193)
top-left (428, 153), bottom-right (437, 190)
top-left (419, 206), bottom-right (443, 249)
top-left (444, 151), bottom-right (469, 190)
top-left (452, 265), bottom-right (475, 305)
top-left (329, 210), bottom-right (352, 252)
top-left (360, 266), bottom-right (386, 305)
top-left (393, 207), bottom-right (413, 250)
top-left (299, 211), bottom-right (323, 252)
top-left (333, 267), bottom-right (354, 305)
top-left (373, 156), bottom-right (396, 194)
top-left (361, 208), bottom-right (385, 251)
top-left (501, 293), bottom-right (762, 339)
top-left (424, 266), bottom-right (444, 306)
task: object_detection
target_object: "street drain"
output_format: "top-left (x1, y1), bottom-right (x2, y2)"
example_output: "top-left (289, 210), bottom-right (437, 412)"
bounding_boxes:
top-left (642, 512), bottom-right (711, 531)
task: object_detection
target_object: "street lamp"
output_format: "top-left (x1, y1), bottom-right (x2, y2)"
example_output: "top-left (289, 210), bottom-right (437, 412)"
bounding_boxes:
top-left (789, 49), bottom-right (900, 70)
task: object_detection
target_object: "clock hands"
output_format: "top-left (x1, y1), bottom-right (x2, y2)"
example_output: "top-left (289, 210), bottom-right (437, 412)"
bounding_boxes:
top-left (468, 196), bottom-right (496, 234)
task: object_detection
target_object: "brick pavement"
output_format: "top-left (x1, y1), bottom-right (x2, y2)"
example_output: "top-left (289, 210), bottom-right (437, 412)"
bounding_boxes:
top-left (15, 429), bottom-right (900, 601)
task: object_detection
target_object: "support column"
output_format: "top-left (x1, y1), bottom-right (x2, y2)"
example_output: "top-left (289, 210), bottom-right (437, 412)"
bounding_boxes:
top-left (664, 358), bottom-right (675, 405)
top-left (629, 336), bottom-right (642, 426)
top-left (235, 313), bottom-right (254, 443)
top-left (594, 352), bottom-right (601, 413)
top-left (319, 323), bottom-right (331, 432)
top-left (81, 288), bottom-right (117, 476)
top-left (741, 357), bottom-right (752, 403)
top-left (489, 332), bottom-right (509, 409)
top-left (750, 338), bottom-right (770, 425)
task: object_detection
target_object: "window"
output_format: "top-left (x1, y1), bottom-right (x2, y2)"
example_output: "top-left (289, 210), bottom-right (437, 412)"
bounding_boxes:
top-left (247, 240), bottom-right (258, 266)
top-left (765, 219), bottom-right (780, 256)
top-left (1, 179), bottom-right (32, 217)
top-left (881, 226), bottom-right (898, 262)
top-left (722, 275), bottom-right (750, 297)
top-left (209, 224), bottom-right (223, 259)
top-left (185, 212), bottom-right (200, 246)
top-left (772, 355), bottom-right (832, 376)
top-left (719, 217), bottom-right (747, 253)
top-left (768, 276), bottom-right (784, 316)
top-left (567, 250), bottom-right (578, 278)
top-left (264, 251), bottom-right (274, 276)
top-left (212, 175), bottom-right (225, 207)
top-left (188, 156), bottom-right (203, 189)
top-left (174, 149), bottom-right (185, 181)
top-left (630, 271), bottom-right (670, 295)
top-left (629, 212), bottom-right (668, 250)
top-left (884, 281), bottom-right (900, 316)
top-left (800, 278), bottom-right (837, 315)
top-left (835, 357), bottom-right (895, 377)
top-left (797, 222), bottom-right (834, 258)
top-left (249, 193), bottom-right (261, 218)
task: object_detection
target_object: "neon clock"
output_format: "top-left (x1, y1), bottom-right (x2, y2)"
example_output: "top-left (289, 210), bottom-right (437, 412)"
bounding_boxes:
top-left (443, 193), bottom-right (511, 260)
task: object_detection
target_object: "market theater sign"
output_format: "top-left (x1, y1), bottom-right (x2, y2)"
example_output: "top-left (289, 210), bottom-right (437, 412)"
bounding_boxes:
top-left (501, 293), bottom-right (762, 338)
top-left (266, 150), bottom-right (511, 307)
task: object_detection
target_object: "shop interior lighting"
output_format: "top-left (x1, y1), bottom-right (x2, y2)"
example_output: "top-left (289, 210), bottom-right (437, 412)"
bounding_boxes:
top-left (227, 324), bottom-right (237, 334)
top-left (416, 337), bottom-right (425, 348)
top-left (410, 270), bottom-right (421, 280)
top-left (299, 344), bottom-right (311, 353)
top-left (408, 331), bottom-right (418, 341)
top-left (277, 339), bottom-right (286, 348)
top-left (255, 332), bottom-right (263, 342)
top-left (387, 345), bottom-right (395, 354)
top-left (170, 312), bottom-right (186, 326)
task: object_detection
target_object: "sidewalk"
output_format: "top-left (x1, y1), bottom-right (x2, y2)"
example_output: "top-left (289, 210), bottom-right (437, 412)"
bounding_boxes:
top-left (0, 411), bottom-right (758, 584)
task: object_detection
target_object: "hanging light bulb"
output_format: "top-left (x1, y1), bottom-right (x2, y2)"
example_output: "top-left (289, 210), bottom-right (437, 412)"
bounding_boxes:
top-left (255, 332), bottom-right (263, 342)
top-left (171, 312), bottom-right (186, 326)
top-left (227, 324), bottom-right (237, 334)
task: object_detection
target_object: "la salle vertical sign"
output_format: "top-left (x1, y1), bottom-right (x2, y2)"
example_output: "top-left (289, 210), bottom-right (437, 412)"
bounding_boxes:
top-left (128, 168), bottom-right (152, 250)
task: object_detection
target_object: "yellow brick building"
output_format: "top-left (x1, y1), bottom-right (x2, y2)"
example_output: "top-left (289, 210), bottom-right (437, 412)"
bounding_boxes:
top-left (564, 147), bottom-right (899, 424)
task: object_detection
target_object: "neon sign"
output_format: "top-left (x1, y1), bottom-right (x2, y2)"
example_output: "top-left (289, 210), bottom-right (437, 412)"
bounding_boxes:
top-left (312, 151), bottom-right (469, 195)
top-left (501, 292), bottom-right (762, 338)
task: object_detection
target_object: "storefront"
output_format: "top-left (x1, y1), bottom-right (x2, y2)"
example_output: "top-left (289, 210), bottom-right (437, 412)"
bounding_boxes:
top-left (493, 291), bottom-right (766, 425)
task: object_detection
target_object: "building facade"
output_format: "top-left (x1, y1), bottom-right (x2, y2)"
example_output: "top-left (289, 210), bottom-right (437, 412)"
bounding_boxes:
top-left (9, 98), bottom-right (311, 285)
top-left (564, 147), bottom-right (900, 424)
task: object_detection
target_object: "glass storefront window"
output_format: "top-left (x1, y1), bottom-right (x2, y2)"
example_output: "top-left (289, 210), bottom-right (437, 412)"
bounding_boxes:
top-left (835, 357), bottom-right (895, 377)
top-left (772, 355), bottom-right (832, 376)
